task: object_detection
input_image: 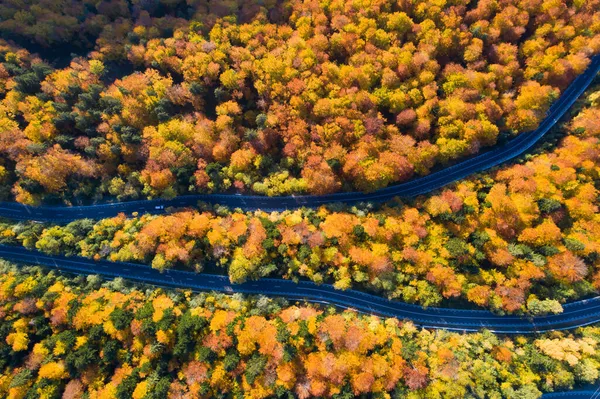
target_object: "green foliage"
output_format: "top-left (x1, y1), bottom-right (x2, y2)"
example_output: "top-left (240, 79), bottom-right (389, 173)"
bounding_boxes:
top-left (116, 369), bottom-right (140, 399)
top-left (538, 198), bottom-right (562, 213)
top-left (13, 63), bottom-right (52, 94)
top-left (110, 307), bottom-right (134, 330)
top-left (244, 354), bottom-right (267, 385)
top-left (173, 312), bottom-right (207, 358)
top-left (9, 369), bottom-right (33, 388)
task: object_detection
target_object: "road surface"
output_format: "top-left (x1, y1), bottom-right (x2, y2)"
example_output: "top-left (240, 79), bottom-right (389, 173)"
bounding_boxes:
top-left (0, 55), bottom-right (598, 222)
top-left (2, 244), bottom-right (600, 335)
top-left (542, 389), bottom-right (600, 399)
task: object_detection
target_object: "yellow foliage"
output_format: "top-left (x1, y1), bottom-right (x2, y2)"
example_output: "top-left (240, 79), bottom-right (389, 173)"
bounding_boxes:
top-left (89, 60), bottom-right (105, 75)
top-left (75, 336), bottom-right (88, 349)
top-left (156, 330), bottom-right (172, 345)
top-left (132, 380), bottom-right (148, 399)
top-left (47, 282), bottom-right (65, 294)
top-left (535, 337), bottom-right (596, 366)
top-left (6, 332), bottom-right (28, 352)
top-left (152, 295), bottom-right (175, 323)
top-left (12, 318), bottom-right (27, 331)
top-left (38, 361), bottom-right (67, 380)
top-left (8, 386), bottom-right (28, 399)
top-left (210, 310), bottom-right (232, 333)
top-left (210, 364), bottom-right (228, 390)
top-left (32, 342), bottom-right (49, 357)
top-left (89, 382), bottom-right (117, 399)
top-left (13, 277), bottom-right (36, 298)
top-left (518, 219), bottom-right (562, 246)
top-left (53, 341), bottom-right (66, 356)
top-left (103, 320), bottom-right (117, 336)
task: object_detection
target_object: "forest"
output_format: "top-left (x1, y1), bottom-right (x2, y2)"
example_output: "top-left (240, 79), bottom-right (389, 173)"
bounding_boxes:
top-left (0, 263), bottom-right (598, 399)
top-left (1, 85), bottom-right (599, 313)
top-left (1, 1), bottom-right (600, 398)
top-left (0, 0), bottom-right (598, 204)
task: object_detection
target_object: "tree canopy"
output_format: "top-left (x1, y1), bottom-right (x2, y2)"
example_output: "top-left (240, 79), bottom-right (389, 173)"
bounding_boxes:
top-left (0, 0), bottom-right (598, 203)
top-left (0, 263), bottom-right (597, 398)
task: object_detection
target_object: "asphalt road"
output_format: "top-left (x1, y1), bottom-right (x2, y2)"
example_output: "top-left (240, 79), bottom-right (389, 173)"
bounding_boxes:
top-left (542, 389), bottom-right (600, 399)
top-left (0, 55), bottom-right (598, 399)
top-left (3, 244), bottom-right (600, 335)
top-left (0, 55), bottom-right (598, 223)
top-left (1, 245), bottom-right (598, 396)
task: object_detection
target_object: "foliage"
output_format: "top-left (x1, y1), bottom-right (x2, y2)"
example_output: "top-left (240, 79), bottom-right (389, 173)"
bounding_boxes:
top-left (0, 0), bottom-right (598, 202)
top-left (0, 263), bottom-right (598, 398)
top-left (5, 91), bottom-right (600, 312)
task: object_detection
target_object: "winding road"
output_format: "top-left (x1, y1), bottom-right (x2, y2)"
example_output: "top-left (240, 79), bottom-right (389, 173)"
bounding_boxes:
top-left (2, 244), bottom-right (600, 335)
top-left (0, 55), bottom-right (598, 222)
top-left (2, 247), bottom-right (600, 397)
top-left (0, 58), bottom-right (599, 395)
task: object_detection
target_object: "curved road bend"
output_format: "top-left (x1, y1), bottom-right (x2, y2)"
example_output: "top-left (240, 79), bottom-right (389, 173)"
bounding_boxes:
top-left (0, 56), bottom-right (599, 223)
top-left (1, 247), bottom-right (598, 397)
top-left (1, 244), bottom-right (600, 335)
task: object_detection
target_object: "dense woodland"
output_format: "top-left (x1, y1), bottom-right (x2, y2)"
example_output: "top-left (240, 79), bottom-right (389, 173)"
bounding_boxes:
top-left (1, 1), bottom-right (600, 398)
top-left (0, 263), bottom-right (597, 399)
top-left (0, 0), bottom-right (599, 203)
top-left (2, 87), bottom-right (600, 313)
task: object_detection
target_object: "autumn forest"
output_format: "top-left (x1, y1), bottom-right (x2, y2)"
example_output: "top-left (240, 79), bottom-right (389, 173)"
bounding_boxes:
top-left (0, 0), bottom-right (600, 398)
top-left (0, 0), bottom-right (599, 202)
